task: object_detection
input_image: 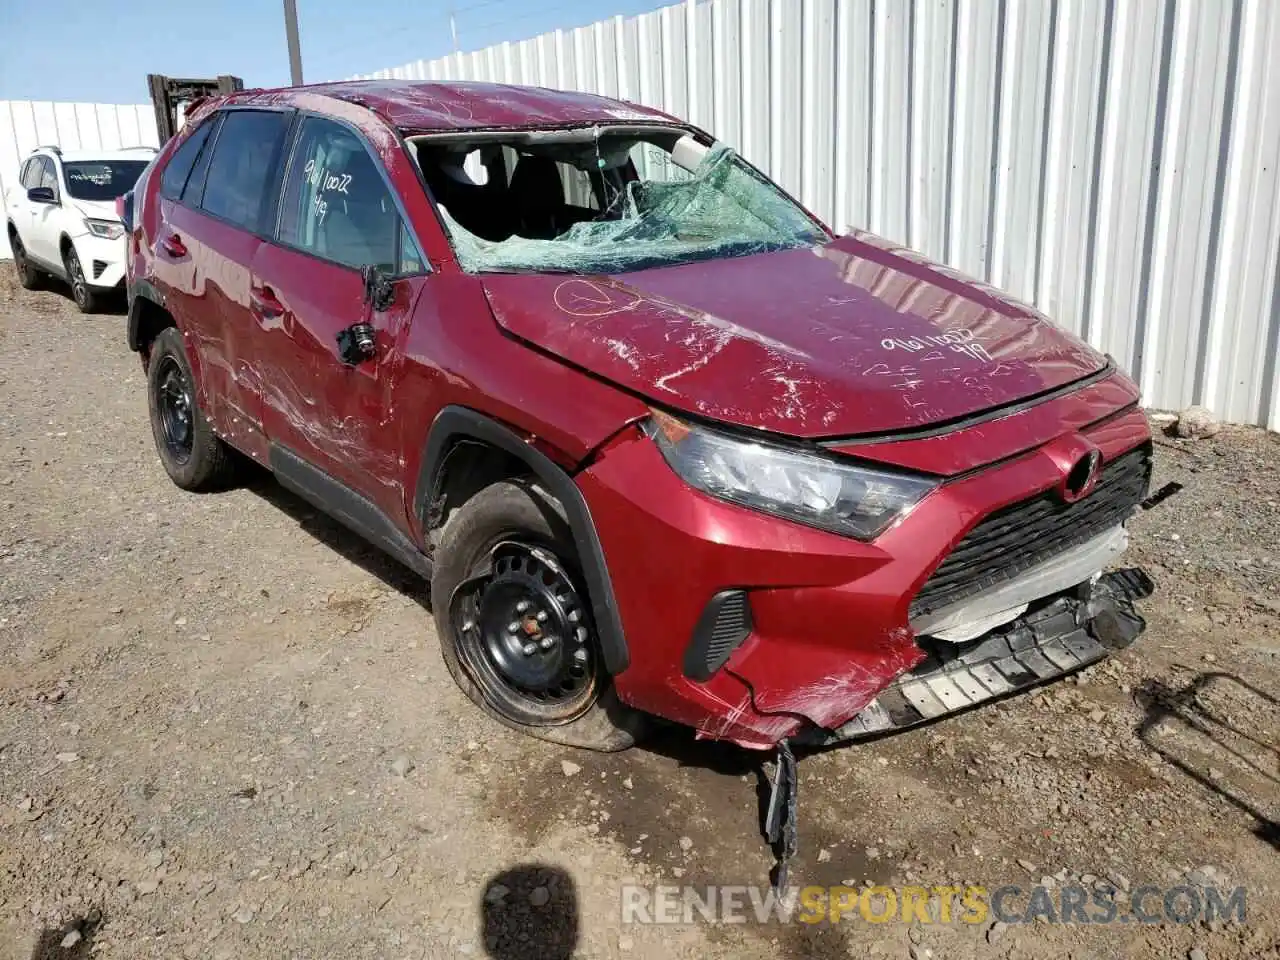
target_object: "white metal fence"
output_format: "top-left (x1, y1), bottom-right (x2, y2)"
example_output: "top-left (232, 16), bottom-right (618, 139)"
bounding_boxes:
top-left (2, 0), bottom-right (1276, 429)
top-left (0, 100), bottom-right (159, 259)
top-left (356, 0), bottom-right (1280, 430)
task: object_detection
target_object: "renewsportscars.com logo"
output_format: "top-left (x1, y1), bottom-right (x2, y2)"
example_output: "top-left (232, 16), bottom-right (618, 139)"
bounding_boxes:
top-left (620, 883), bottom-right (1247, 926)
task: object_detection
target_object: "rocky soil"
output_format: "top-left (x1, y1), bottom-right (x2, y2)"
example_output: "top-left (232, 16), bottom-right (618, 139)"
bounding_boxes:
top-left (1, 271), bottom-right (1277, 959)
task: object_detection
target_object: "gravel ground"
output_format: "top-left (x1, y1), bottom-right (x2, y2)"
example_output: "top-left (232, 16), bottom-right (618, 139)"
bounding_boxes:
top-left (1, 270), bottom-right (1277, 959)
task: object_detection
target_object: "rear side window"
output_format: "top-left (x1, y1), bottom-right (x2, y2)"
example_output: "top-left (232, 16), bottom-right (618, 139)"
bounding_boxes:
top-left (200, 110), bottom-right (290, 233)
top-left (160, 120), bottom-right (214, 200)
top-left (276, 116), bottom-right (405, 271)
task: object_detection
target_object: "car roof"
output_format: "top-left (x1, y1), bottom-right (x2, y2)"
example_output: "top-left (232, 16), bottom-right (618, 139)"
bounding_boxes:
top-left (226, 79), bottom-right (680, 133)
top-left (30, 147), bottom-right (158, 163)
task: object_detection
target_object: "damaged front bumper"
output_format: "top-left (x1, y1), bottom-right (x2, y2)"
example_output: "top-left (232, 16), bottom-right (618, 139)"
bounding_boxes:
top-left (803, 568), bottom-right (1154, 744)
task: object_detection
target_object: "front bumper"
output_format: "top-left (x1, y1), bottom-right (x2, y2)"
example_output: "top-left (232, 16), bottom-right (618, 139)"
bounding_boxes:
top-left (71, 233), bottom-right (126, 289)
top-left (577, 402), bottom-right (1153, 750)
top-left (803, 567), bottom-right (1152, 743)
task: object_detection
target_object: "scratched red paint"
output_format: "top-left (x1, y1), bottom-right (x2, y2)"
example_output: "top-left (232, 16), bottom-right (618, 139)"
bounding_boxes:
top-left (126, 80), bottom-right (1152, 750)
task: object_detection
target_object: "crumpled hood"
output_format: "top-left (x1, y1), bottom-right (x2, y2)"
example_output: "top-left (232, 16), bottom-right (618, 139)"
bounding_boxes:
top-left (480, 232), bottom-right (1110, 438)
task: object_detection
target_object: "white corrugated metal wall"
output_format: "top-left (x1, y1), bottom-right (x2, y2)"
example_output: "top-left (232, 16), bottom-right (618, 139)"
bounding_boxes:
top-left (355, 0), bottom-right (1280, 430)
top-left (0, 0), bottom-right (1275, 429)
top-left (0, 101), bottom-right (160, 259)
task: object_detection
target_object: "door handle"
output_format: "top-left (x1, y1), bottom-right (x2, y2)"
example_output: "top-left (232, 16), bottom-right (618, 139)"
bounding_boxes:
top-left (160, 234), bottom-right (187, 258)
top-left (249, 285), bottom-right (285, 319)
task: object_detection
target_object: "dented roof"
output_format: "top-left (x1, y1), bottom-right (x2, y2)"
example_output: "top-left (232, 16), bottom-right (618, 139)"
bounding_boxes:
top-left (228, 79), bottom-right (680, 133)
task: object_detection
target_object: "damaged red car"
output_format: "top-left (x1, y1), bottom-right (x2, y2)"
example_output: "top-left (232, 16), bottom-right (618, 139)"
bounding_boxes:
top-left (123, 80), bottom-right (1155, 762)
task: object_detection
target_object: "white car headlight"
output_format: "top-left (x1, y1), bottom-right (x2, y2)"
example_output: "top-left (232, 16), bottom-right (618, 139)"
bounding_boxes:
top-left (649, 410), bottom-right (938, 540)
top-left (85, 218), bottom-right (124, 240)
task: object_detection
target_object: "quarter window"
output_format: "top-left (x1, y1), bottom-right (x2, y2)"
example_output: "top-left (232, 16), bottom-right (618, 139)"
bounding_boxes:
top-left (19, 158), bottom-right (39, 188)
top-left (398, 222), bottom-right (426, 274)
top-left (276, 117), bottom-right (405, 271)
top-left (160, 119), bottom-right (214, 200)
top-left (200, 110), bottom-right (290, 232)
top-left (182, 115), bottom-right (223, 206)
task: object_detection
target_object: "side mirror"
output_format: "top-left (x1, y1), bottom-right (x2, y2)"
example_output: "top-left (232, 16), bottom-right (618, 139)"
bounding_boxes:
top-left (27, 186), bottom-right (57, 204)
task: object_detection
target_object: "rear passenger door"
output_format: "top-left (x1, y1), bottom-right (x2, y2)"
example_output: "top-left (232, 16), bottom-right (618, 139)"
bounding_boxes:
top-left (154, 109), bottom-right (292, 462)
top-left (252, 114), bottom-right (429, 525)
top-left (6, 159), bottom-right (37, 247)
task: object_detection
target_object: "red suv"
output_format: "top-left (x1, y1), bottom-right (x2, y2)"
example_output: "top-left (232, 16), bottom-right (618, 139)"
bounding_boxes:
top-left (123, 81), bottom-right (1154, 755)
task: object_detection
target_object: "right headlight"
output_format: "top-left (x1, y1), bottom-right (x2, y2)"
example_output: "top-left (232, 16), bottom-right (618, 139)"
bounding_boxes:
top-left (84, 218), bottom-right (124, 240)
top-left (648, 410), bottom-right (938, 541)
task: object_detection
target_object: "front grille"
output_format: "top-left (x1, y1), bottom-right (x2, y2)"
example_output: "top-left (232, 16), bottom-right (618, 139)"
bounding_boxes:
top-left (909, 444), bottom-right (1153, 619)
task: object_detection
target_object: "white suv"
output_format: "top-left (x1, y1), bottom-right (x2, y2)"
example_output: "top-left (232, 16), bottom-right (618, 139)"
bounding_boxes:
top-left (5, 146), bottom-right (154, 313)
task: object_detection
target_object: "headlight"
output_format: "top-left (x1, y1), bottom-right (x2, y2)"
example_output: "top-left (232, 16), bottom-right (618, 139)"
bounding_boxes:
top-left (85, 218), bottom-right (124, 240)
top-left (649, 410), bottom-right (938, 540)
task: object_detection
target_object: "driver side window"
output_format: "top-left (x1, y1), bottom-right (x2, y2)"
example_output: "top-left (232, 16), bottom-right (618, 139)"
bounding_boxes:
top-left (277, 117), bottom-right (422, 273)
top-left (38, 158), bottom-right (59, 196)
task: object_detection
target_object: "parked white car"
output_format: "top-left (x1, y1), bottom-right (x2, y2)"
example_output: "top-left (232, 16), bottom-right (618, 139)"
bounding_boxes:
top-left (5, 146), bottom-right (154, 312)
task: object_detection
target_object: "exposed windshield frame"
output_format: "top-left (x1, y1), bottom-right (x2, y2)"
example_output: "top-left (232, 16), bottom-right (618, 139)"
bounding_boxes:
top-left (406, 123), bottom-right (832, 276)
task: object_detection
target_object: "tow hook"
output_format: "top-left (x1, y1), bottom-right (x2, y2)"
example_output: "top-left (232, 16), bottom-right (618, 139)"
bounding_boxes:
top-left (763, 740), bottom-right (799, 894)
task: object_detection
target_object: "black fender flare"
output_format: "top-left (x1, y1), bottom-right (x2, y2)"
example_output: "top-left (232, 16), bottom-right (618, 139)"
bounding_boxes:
top-left (126, 279), bottom-right (166, 352)
top-left (416, 406), bottom-right (630, 675)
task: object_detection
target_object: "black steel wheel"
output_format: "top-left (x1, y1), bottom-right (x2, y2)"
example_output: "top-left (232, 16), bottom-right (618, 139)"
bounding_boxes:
top-left (63, 246), bottom-right (98, 313)
top-left (145, 327), bottom-right (238, 491)
top-left (456, 544), bottom-right (598, 721)
top-left (154, 355), bottom-right (194, 466)
top-left (431, 480), bottom-right (644, 751)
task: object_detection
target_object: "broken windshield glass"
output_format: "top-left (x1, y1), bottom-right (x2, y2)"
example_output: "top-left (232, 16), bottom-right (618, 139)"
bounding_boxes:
top-left (433, 143), bottom-right (827, 275)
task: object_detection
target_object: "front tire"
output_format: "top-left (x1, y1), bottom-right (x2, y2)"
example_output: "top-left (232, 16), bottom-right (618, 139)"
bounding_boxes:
top-left (63, 246), bottom-right (100, 314)
top-left (10, 233), bottom-right (42, 290)
top-left (431, 480), bottom-right (644, 752)
top-left (146, 327), bottom-right (238, 491)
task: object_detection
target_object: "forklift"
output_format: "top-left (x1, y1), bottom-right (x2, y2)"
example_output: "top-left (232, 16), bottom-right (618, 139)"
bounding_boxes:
top-left (146, 74), bottom-right (245, 143)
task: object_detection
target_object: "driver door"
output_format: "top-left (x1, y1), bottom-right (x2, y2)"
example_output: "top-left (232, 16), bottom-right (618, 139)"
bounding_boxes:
top-left (252, 115), bottom-right (429, 526)
top-left (29, 157), bottom-right (64, 265)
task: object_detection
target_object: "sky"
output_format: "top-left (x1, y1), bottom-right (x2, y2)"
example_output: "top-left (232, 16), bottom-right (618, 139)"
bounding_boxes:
top-left (0, 0), bottom-right (670, 104)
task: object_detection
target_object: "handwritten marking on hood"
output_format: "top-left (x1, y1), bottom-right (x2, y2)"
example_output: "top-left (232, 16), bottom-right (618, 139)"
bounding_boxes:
top-left (654, 332), bottom-right (731, 393)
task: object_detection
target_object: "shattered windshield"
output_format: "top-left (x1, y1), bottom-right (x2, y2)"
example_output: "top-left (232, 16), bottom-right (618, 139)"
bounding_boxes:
top-left (418, 132), bottom-right (828, 274)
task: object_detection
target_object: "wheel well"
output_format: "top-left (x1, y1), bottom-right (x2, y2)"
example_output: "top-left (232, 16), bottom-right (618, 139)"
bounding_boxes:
top-left (418, 407), bottom-right (631, 674)
top-left (427, 438), bottom-right (533, 543)
top-left (131, 296), bottom-right (177, 359)
top-left (5, 221), bottom-right (16, 239)
top-left (59, 234), bottom-right (73, 257)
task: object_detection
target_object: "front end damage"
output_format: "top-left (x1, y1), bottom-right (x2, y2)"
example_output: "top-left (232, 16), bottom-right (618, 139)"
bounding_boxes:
top-left (802, 567), bottom-right (1154, 744)
top-left (578, 418), bottom-right (1163, 890)
top-left (758, 566), bottom-right (1154, 889)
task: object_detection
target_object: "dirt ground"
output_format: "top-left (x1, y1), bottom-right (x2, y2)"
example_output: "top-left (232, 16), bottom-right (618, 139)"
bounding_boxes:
top-left (0, 270), bottom-right (1277, 960)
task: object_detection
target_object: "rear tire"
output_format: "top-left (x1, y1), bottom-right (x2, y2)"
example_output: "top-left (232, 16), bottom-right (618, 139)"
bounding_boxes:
top-left (146, 327), bottom-right (238, 491)
top-left (431, 479), bottom-right (644, 752)
top-left (63, 246), bottom-right (100, 314)
top-left (10, 233), bottom-right (42, 290)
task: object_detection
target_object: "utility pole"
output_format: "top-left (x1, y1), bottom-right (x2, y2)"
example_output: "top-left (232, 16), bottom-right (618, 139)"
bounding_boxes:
top-left (283, 0), bottom-right (304, 86)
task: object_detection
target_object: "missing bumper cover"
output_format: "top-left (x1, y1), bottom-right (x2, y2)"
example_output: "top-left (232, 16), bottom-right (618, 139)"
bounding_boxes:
top-left (810, 568), bottom-right (1152, 743)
